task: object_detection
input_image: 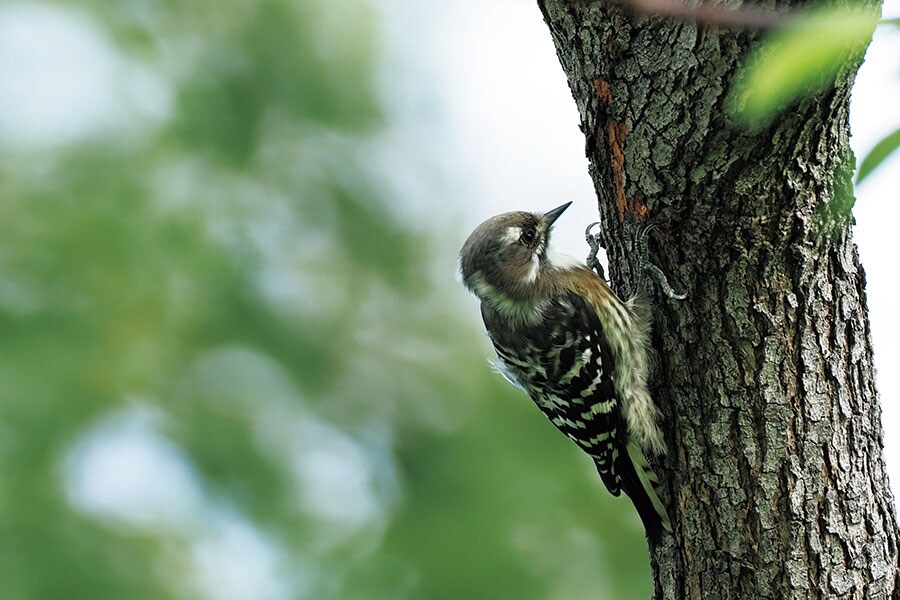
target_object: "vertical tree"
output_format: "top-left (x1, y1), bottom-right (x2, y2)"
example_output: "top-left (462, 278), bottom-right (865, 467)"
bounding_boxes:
top-left (537, 1), bottom-right (900, 597)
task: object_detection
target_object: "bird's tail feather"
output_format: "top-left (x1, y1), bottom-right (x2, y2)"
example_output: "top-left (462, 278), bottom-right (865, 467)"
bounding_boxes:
top-left (619, 442), bottom-right (672, 540)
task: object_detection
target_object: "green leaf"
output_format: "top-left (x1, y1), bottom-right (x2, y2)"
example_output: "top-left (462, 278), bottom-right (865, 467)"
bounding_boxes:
top-left (857, 127), bottom-right (900, 184)
top-left (730, 6), bottom-right (880, 127)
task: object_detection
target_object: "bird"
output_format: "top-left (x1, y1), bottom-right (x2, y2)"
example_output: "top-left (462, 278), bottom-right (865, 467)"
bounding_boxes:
top-left (458, 201), bottom-right (671, 539)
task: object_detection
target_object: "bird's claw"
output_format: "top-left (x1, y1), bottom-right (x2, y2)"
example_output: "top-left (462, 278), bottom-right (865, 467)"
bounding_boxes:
top-left (585, 221), bottom-right (606, 280)
top-left (638, 224), bottom-right (687, 300)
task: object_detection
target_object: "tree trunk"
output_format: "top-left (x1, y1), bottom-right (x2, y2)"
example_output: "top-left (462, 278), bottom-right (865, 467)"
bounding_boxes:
top-left (537, 1), bottom-right (900, 598)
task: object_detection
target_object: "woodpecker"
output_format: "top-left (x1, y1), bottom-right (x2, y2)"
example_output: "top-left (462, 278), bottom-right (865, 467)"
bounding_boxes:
top-left (459, 201), bottom-right (671, 539)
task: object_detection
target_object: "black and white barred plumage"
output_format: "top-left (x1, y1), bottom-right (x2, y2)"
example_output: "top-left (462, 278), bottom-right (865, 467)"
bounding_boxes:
top-left (460, 202), bottom-right (671, 539)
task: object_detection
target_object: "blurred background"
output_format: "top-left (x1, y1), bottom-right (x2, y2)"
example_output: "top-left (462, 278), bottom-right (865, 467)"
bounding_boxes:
top-left (0, 0), bottom-right (897, 598)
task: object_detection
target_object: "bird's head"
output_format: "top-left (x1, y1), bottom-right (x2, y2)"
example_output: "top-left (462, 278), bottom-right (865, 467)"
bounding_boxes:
top-left (459, 201), bottom-right (577, 310)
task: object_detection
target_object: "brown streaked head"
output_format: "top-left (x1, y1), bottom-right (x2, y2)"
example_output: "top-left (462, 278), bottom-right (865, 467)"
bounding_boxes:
top-left (458, 202), bottom-right (572, 305)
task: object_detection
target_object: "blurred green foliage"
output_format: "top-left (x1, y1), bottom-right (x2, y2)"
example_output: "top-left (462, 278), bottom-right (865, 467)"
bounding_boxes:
top-left (857, 125), bottom-right (900, 183)
top-left (0, 0), bottom-right (651, 598)
top-left (730, 5), bottom-right (879, 128)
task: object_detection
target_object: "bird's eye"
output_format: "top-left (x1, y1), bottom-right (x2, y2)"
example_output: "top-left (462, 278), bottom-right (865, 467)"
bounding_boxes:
top-left (520, 228), bottom-right (536, 245)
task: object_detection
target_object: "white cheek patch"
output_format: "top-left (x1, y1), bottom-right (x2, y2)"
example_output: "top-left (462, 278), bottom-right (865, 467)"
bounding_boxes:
top-left (502, 226), bottom-right (522, 245)
top-left (519, 241), bottom-right (545, 284)
top-left (523, 254), bottom-right (540, 283)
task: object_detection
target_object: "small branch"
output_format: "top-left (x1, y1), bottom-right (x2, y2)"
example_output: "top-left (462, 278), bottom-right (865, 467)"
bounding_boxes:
top-left (605, 0), bottom-right (897, 30)
top-left (604, 0), bottom-right (789, 29)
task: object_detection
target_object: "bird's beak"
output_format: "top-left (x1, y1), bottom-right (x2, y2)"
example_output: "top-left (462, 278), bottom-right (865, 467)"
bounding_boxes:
top-left (543, 201), bottom-right (572, 227)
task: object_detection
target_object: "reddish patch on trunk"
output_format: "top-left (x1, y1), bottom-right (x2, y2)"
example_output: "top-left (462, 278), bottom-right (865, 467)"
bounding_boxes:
top-left (607, 120), bottom-right (629, 222)
top-left (594, 78), bottom-right (612, 104)
top-left (626, 191), bottom-right (649, 223)
top-left (593, 77), bottom-right (646, 224)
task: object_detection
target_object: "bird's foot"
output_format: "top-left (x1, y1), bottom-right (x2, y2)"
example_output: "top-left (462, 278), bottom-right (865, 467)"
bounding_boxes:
top-left (638, 224), bottom-right (687, 300)
top-left (585, 221), bottom-right (607, 281)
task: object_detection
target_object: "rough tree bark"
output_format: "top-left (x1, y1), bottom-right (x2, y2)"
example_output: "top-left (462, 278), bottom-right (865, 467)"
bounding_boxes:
top-left (537, 1), bottom-right (899, 598)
